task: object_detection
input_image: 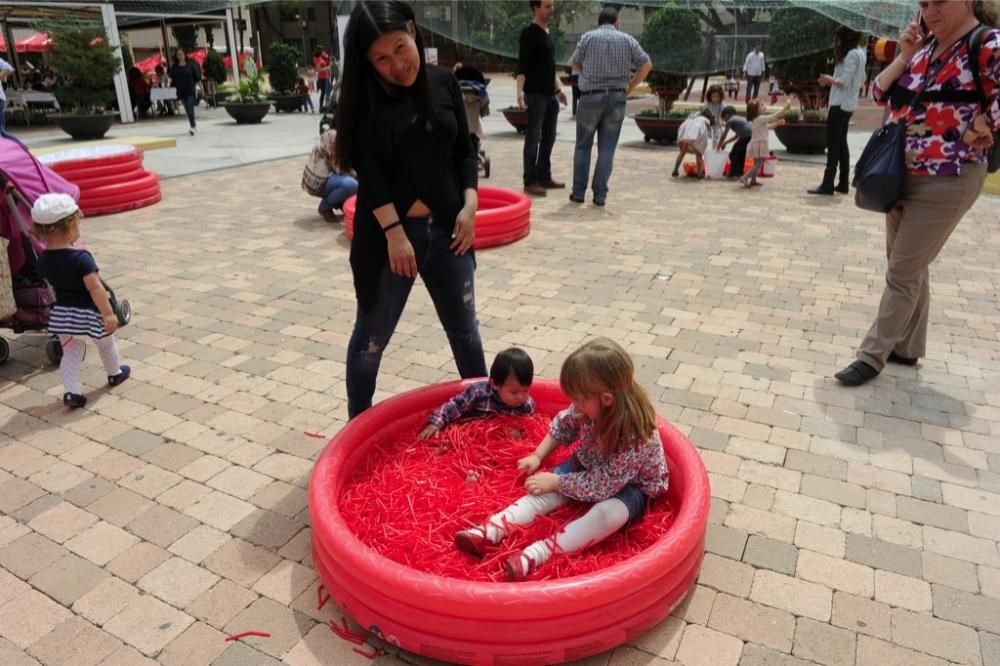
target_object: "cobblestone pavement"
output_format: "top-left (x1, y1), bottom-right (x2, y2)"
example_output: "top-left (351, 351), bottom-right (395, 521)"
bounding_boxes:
top-left (1, 120), bottom-right (999, 666)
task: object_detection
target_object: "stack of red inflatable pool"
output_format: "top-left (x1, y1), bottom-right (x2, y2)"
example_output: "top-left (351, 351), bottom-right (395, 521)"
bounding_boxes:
top-left (342, 185), bottom-right (531, 250)
top-left (40, 145), bottom-right (161, 217)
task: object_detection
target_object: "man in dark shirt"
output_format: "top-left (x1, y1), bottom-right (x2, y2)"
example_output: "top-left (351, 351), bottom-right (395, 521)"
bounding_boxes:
top-left (516, 0), bottom-right (567, 197)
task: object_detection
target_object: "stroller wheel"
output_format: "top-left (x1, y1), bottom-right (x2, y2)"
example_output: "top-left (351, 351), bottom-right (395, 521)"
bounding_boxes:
top-left (116, 299), bottom-right (132, 326)
top-left (46, 336), bottom-right (63, 365)
top-left (483, 158), bottom-right (491, 179)
top-left (0, 337), bottom-right (8, 365)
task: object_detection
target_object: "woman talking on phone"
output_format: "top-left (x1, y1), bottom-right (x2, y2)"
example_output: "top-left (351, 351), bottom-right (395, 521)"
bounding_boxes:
top-left (835, 0), bottom-right (998, 386)
top-left (334, 1), bottom-right (486, 417)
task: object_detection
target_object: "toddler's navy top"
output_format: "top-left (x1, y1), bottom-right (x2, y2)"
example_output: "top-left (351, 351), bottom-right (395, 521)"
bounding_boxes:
top-left (36, 249), bottom-right (99, 310)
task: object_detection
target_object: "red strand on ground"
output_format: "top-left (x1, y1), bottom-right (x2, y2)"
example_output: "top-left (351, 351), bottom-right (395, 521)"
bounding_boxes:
top-left (224, 630), bottom-right (271, 641)
top-left (352, 646), bottom-right (385, 659)
top-left (337, 414), bottom-right (675, 582)
top-left (316, 583), bottom-right (330, 611)
top-left (304, 431), bottom-right (327, 439)
top-left (328, 618), bottom-right (367, 644)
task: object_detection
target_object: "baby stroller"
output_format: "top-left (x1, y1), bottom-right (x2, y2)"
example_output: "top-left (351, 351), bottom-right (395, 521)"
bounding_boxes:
top-left (454, 65), bottom-right (491, 178)
top-left (319, 81), bottom-right (339, 136)
top-left (0, 136), bottom-right (131, 365)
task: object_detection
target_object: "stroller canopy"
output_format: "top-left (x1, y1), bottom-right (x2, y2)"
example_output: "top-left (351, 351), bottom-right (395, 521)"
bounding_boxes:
top-left (0, 137), bottom-right (80, 276)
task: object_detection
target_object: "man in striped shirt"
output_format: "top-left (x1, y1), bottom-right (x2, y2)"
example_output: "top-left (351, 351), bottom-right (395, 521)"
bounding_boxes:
top-left (568, 7), bottom-right (652, 207)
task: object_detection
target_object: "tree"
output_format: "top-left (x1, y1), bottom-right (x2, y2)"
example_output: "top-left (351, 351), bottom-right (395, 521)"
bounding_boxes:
top-left (768, 6), bottom-right (838, 111)
top-left (204, 48), bottom-right (227, 85)
top-left (171, 24), bottom-right (198, 54)
top-left (268, 41), bottom-right (300, 94)
top-left (640, 3), bottom-right (703, 114)
top-left (47, 23), bottom-right (120, 113)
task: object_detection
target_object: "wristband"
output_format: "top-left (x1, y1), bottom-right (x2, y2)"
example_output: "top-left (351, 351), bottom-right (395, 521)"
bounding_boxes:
top-left (382, 220), bottom-right (403, 234)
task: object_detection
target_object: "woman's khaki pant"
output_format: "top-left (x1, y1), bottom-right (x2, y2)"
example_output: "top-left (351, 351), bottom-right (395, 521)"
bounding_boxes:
top-left (858, 162), bottom-right (987, 371)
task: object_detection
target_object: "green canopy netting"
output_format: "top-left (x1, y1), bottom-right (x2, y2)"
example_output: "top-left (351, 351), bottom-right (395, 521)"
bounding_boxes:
top-left (414, 0), bottom-right (927, 77)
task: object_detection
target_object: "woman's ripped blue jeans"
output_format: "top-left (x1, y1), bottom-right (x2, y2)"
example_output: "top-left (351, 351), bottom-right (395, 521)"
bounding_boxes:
top-left (346, 216), bottom-right (487, 418)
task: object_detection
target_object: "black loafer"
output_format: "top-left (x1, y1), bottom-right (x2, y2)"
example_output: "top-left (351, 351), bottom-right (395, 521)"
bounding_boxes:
top-left (887, 351), bottom-right (918, 366)
top-left (807, 187), bottom-right (835, 195)
top-left (834, 360), bottom-right (880, 386)
top-left (836, 184), bottom-right (849, 194)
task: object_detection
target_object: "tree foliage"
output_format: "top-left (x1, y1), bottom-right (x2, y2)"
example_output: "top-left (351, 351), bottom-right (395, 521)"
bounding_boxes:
top-left (268, 41), bottom-right (300, 94)
top-left (171, 24), bottom-right (199, 54)
top-left (640, 3), bottom-right (702, 111)
top-left (204, 48), bottom-right (227, 84)
top-left (47, 23), bottom-right (120, 113)
top-left (768, 6), bottom-right (838, 110)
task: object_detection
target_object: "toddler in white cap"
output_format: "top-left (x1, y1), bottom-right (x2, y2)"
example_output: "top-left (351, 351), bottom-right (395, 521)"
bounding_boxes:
top-left (31, 193), bottom-right (130, 408)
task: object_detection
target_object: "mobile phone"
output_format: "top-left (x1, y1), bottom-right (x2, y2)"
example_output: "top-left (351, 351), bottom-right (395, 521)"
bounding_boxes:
top-left (918, 11), bottom-right (928, 36)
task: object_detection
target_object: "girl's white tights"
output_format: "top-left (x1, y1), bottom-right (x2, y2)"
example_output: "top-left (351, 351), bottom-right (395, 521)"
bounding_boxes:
top-left (484, 493), bottom-right (630, 567)
top-left (59, 334), bottom-right (121, 395)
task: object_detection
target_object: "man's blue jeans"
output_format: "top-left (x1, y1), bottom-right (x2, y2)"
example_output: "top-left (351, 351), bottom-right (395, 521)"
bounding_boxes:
top-left (319, 173), bottom-right (358, 212)
top-left (523, 93), bottom-right (559, 186)
top-left (571, 91), bottom-right (626, 203)
top-left (346, 216), bottom-right (487, 417)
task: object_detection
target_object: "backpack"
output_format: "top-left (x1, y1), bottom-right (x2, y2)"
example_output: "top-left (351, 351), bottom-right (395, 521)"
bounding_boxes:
top-left (968, 25), bottom-right (1000, 173)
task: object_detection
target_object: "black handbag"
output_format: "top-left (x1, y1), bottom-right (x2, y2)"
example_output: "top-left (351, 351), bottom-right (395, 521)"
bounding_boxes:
top-left (853, 121), bottom-right (908, 213)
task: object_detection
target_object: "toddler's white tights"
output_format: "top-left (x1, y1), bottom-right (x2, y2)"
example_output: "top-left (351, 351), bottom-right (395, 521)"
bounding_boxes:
top-left (59, 334), bottom-right (121, 395)
top-left (484, 493), bottom-right (630, 567)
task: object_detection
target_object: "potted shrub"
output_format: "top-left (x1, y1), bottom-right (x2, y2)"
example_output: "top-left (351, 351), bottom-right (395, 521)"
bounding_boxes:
top-left (224, 60), bottom-right (271, 124)
top-left (48, 24), bottom-right (120, 140)
top-left (769, 6), bottom-right (837, 154)
top-left (267, 42), bottom-right (303, 113)
top-left (203, 48), bottom-right (227, 107)
top-left (632, 3), bottom-right (702, 144)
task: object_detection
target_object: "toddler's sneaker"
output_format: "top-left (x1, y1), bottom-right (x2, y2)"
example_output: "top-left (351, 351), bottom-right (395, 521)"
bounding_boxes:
top-left (504, 550), bottom-right (538, 582)
top-left (454, 526), bottom-right (490, 558)
top-left (63, 392), bottom-right (87, 409)
top-left (108, 365), bottom-right (131, 387)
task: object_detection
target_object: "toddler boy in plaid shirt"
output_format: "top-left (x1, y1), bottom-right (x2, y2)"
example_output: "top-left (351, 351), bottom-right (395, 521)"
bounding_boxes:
top-left (420, 348), bottom-right (535, 438)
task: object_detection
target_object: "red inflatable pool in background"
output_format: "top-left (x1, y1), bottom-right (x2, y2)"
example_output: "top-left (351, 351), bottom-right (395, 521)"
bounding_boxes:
top-left (341, 185), bottom-right (531, 250)
top-left (40, 145), bottom-right (162, 217)
top-left (309, 378), bottom-right (711, 665)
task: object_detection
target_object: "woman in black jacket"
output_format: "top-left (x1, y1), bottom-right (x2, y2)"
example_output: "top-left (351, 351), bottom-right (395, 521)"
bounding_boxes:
top-left (335, 1), bottom-right (486, 417)
top-left (168, 48), bottom-right (200, 135)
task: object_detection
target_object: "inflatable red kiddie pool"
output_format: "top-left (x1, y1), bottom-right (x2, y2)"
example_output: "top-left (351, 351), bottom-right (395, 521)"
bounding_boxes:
top-left (341, 185), bottom-right (531, 249)
top-left (309, 378), bottom-right (710, 665)
top-left (40, 145), bottom-right (161, 217)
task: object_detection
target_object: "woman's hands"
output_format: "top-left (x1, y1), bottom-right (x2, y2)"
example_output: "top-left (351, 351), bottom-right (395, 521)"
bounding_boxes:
top-left (898, 18), bottom-right (925, 62)
top-left (525, 472), bottom-right (560, 495)
top-left (817, 73), bottom-right (835, 87)
top-left (963, 114), bottom-right (995, 151)
top-left (450, 205), bottom-right (475, 255)
top-left (386, 228), bottom-right (417, 277)
top-left (419, 424), bottom-right (439, 439)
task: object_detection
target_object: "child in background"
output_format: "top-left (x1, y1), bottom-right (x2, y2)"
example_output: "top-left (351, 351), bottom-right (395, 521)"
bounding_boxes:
top-left (672, 109), bottom-right (713, 178)
top-left (717, 105), bottom-right (753, 179)
top-left (297, 76), bottom-right (315, 113)
top-left (726, 73), bottom-right (739, 99)
top-left (31, 194), bottom-right (130, 408)
top-left (420, 348), bottom-right (535, 438)
top-left (453, 338), bottom-right (669, 581)
top-left (768, 77), bottom-right (781, 105)
top-left (741, 98), bottom-right (790, 188)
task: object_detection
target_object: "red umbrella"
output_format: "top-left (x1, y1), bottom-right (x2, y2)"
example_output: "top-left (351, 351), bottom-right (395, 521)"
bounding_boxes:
top-left (135, 53), bottom-right (166, 74)
top-left (0, 31), bottom-right (52, 53)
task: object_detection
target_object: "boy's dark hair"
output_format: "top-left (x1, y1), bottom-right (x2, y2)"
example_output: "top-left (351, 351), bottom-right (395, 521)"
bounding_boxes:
top-left (490, 348), bottom-right (533, 386)
top-left (721, 105), bottom-right (736, 118)
top-left (529, 1), bottom-right (542, 9)
top-left (598, 8), bottom-right (617, 25)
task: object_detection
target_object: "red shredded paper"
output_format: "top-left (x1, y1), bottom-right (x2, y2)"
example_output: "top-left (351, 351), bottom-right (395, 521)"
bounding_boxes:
top-left (338, 414), bottom-right (674, 582)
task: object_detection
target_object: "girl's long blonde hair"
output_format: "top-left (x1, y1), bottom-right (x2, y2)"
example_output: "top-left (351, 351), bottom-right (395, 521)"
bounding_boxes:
top-left (559, 338), bottom-right (657, 455)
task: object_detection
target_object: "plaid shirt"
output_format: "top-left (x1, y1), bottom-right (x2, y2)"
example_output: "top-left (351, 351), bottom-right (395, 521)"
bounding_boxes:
top-left (570, 25), bottom-right (649, 93)
top-left (427, 380), bottom-right (535, 429)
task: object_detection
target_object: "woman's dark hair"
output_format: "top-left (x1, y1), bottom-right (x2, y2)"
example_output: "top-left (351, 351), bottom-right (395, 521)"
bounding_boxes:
top-left (313, 45), bottom-right (326, 58)
top-left (334, 1), bottom-right (434, 173)
top-left (974, 0), bottom-right (999, 27)
top-left (706, 84), bottom-right (724, 103)
top-left (172, 48), bottom-right (186, 66)
top-left (489, 348), bottom-right (534, 387)
top-left (833, 25), bottom-right (864, 63)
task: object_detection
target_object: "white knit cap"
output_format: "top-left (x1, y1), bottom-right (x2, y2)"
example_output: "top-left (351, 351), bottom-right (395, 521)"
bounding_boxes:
top-left (31, 193), bottom-right (79, 226)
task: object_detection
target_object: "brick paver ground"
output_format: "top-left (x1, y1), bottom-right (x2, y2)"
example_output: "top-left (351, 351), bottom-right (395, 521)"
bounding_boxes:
top-left (1, 114), bottom-right (999, 666)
